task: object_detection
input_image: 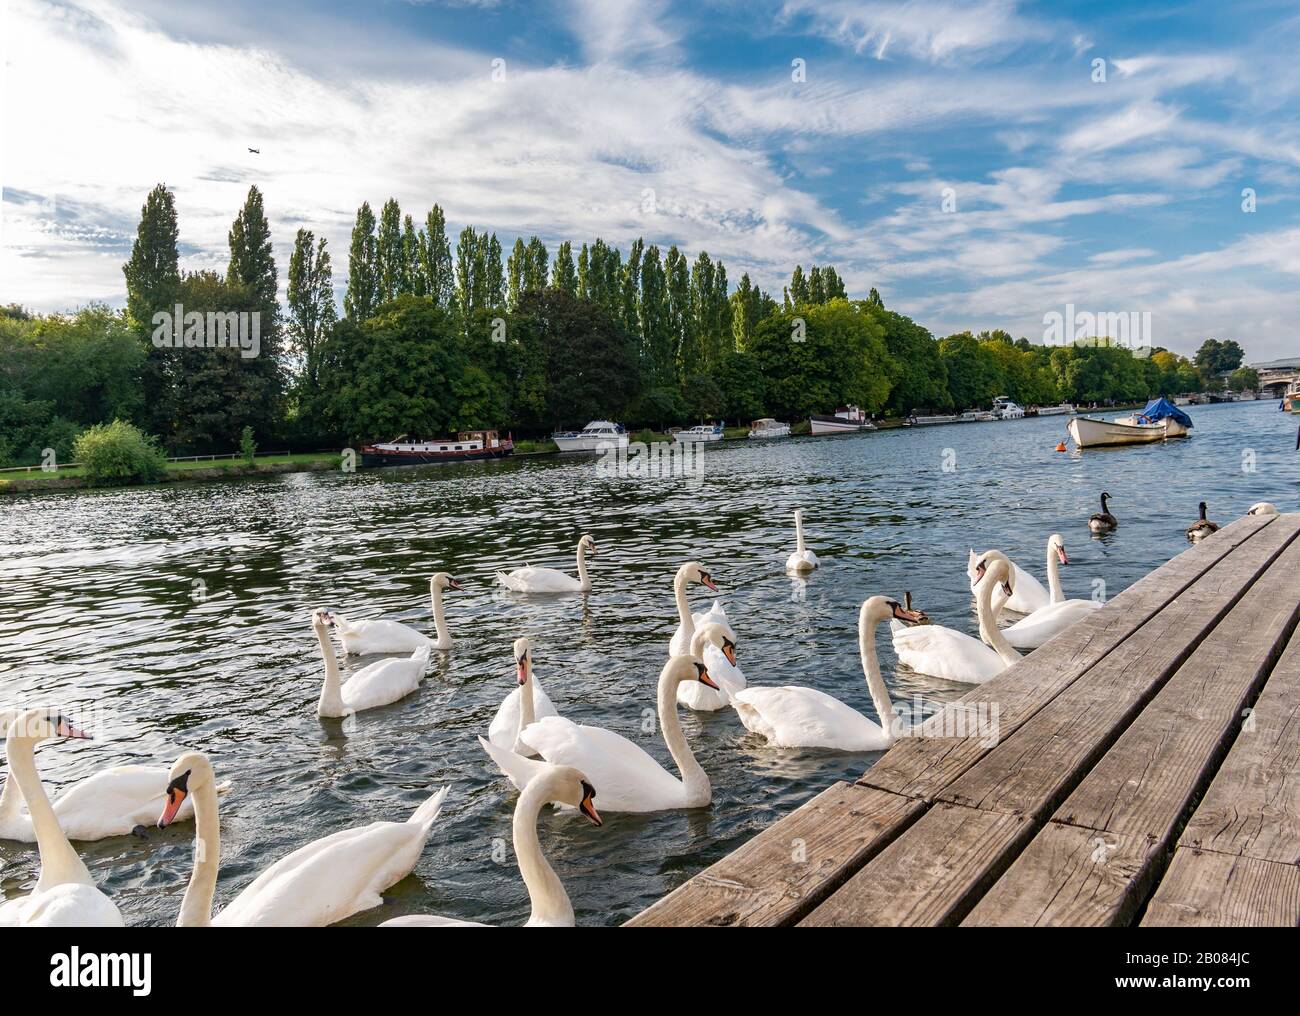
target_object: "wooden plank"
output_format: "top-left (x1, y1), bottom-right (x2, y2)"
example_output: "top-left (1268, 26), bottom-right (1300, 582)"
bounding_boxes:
top-left (625, 782), bottom-right (922, 927)
top-left (937, 514), bottom-right (1300, 821)
top-left (959, 530), bottom-right (1300, 926)
top-left (1140, 848), bottom-right (1300, 927)
top-left (1176, 625), bottom-right (1300, 864)
top-left (861, 514), bottom-right (1275, 802)
top-left (962, 824), bottom-right (1157, 926)
top-left (799, 802), bottom-right (1032, 926)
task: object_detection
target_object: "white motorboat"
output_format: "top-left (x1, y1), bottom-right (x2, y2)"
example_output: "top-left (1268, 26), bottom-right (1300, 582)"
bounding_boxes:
top-left (551, 420), bottom-right (629, 452)
top-left (747, 418), bottom-right (791, 440)
top-left (810, 405), bottom-right (876, 435)
top-left (673, 424), bottom-right (724, 443)
top-left (992, 397), bottom-right (1025, 420)
top-left (907, 412), bottom-right (963, 426)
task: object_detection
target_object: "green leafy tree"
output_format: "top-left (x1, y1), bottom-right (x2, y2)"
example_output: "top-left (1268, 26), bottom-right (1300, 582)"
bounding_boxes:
top-left (123, 184), bottom-right (180, 330)
top-left (420, 206), bottom-right (454, 308)
top-left (875, 308), bottom-right (951, 414)
top-left (376, 198), bottom-right (404, 303)
top-left (551, 241), bottom-right (577, 296)
top-left (74, 419), bottom-right (167, 485)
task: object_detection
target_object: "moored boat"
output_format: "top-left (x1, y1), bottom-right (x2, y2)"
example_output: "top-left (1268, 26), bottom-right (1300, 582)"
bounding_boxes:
top-left (1067, 398), bottom-right (1193, 448)
top-left (810, 405), bottom-right (876, 435)
top-left (907, 412), bottom-right (963, 426)
top-left (672, 424), bottom-right (724, 443)
top-left (362, 429), bottom-right (513, 467)
top-left (1285, 380), bottom-right (1300, 413)
top-left (992, 397), bottom-right (1025, 419)
top-left (1033, 402), bottom-right (1077, 416)
top-left (551, 420), bottom-right (629, 452)
top-left (747, 418), bottom-right (791, 440)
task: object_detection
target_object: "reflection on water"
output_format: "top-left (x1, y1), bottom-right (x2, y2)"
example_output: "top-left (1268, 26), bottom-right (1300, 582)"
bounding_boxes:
top-left (1, 401), bottom-right (1295, 925)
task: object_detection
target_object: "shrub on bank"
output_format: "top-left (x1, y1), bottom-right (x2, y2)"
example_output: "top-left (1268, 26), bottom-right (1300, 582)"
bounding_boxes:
top-left (73, 420), bottom-right (168, 485)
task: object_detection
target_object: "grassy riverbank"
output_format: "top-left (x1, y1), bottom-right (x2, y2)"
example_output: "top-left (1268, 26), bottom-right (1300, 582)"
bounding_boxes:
top-left (0, 452), bottom-right (340, 493)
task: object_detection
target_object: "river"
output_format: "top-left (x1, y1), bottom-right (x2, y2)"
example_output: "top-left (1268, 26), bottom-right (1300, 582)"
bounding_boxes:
top-left (1, 399), bottom-right (1295, 925)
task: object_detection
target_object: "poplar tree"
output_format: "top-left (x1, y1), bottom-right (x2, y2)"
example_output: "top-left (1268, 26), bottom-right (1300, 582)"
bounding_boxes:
top-left (551, 241), bottom-right (577, 296)
top-left (344, 202), bottom-right (378, 321)
top-left (524, 236), bottom-right (549, 293)
top-left (375, 198), bottom-right (403, 303)
top-left (287, 229), bottom-right (336, 386)
top-left (507, 237), bottom-right (527, 310)
top-left (123, 183), bottom-right (180, 330)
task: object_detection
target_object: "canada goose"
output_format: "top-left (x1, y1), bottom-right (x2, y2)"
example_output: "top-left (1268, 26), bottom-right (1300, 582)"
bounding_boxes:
top-left (1187, 501), bottom-right (1219, 542)
top-left (1088, 492), bottom-right (1117, 532)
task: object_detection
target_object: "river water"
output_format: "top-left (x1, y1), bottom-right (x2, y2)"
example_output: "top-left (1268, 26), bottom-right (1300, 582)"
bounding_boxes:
top-left (1, 400), bottom-right (1295, 925)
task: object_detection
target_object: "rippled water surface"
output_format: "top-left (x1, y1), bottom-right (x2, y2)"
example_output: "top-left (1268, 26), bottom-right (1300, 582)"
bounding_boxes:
top-left (1, 401), bottom-right (1296, 925)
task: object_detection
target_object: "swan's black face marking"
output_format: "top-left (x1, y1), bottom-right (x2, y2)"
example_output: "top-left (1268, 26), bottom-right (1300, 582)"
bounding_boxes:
top-left (54, 713), bottom-right (90, 739)
top-left (697, 570), bottom-right (718, 592)
top-left (516, 651), bottom-right (529, 685)
top-left (890, 601), bottom-right (926, 626)
top-left (448, 577), bottom-right (462, 591)
top-left (722, 637), bottom-right (737, 666)
top-left (1057, 544), bottom-right (1070, 565)
top-left (579, 780), bottom-right (602, 826)
top-left (695, 661), bottom-right (720, 690)
top-left (159, 769), bottom-right (192, 828)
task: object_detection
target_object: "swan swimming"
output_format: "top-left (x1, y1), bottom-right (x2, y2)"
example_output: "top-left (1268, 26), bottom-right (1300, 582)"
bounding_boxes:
top-left (966, 545), bottom-right (1048, 615)
top-left (667, 561), bottom-right (723, 656)
top-left (994, 535), bottom-right (1102, 650)
top-left (0, 710), bottom-right (124, 927)
top-left (157, 751), bottom-right (448, 926)
top-left (894, 553), bottom-right (1020, 684)
top-left (785, 509), bottom-right (819, 573)
top-left (497, 534), bottom-right (597, 593)
top-left (329, 574), bottom-right (458, 655)
top-left (381, 764), bottom-right (600, 927)
top-left (479, 653), bottom-right (720, 812)
top-left (314, 611), bottom-right (429, 717)
top-left (730, 596), bottom-right (925, 751)
top-left (487, 636), bottom-right (559, 754)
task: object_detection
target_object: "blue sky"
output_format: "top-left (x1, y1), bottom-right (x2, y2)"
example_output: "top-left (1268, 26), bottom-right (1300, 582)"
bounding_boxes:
top-left (3, 0), bottom-right (1299, 360)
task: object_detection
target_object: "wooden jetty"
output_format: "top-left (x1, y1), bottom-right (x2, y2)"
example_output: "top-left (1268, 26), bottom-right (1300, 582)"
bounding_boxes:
top-left (628, 513), bottom-right (1300, 927)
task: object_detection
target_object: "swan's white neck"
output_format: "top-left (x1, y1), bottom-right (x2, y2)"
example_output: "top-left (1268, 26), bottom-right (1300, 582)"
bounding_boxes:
top-left (673, 569), bottom-right (694, 646)
top-left (976, 573), bottom-right (1021, 665)
top-left (795, 511), bottom-right (807, 553)
top-left (658, 670), bottom-right (710, 806)
top-left (515, 778), bottom-right (574, 927)
top-left (430, 584), bottom-right (451, 649)
top-left (516, 667), bottom-right (536, 748)
top-left (1046, 541), bottom-right (1063, 604)
top-left (859, 614), bottom-right (898, 738)
top-left (178, 776), bottom-right (220, 927)
top-left (575, 543), bottom-right (591, 592)
top-left (6, 733), bottom-right (91, 891)
top-left (316, 624), bottom-right (346, 717)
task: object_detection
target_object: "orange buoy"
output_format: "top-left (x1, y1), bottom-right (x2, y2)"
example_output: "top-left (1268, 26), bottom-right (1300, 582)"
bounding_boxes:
top-left (1055, 442), bottom-right (1067, 452)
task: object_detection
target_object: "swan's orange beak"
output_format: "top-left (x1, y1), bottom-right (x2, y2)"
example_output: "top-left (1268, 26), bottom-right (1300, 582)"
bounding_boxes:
top-left (696, 663), bottom-right (719, 690)
top-left (55, 717), bottom-right (91, 739)
top-left (449, 578), bottom-right (462, 591)
top-left (579, 781), bottom-right (602, 827)
top-left (891, 603), bottom-right (926, 626)
top-left (158, 770), bottom-right (191, 829)
top-left (722, 639), bottom-right (737, 667)
top-left (516, 657), bottom-right (528, 685)
top-left (699, 571), bottom-right (718, 592)
top-left (1056, 546), bottom-right (1069, 565)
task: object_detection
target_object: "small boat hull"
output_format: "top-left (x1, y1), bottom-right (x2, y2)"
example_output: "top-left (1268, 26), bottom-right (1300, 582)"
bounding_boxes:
top-left (810, 414), bottom-right (876, 435)
top-left (361, 446), bottom-right (513, 467)
top-left (1067, 415), bottom-right (1183, 448)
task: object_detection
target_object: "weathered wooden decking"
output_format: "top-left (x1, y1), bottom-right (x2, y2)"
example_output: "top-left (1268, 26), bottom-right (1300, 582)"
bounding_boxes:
top-left (628, 513), bottom-right (1300, 927)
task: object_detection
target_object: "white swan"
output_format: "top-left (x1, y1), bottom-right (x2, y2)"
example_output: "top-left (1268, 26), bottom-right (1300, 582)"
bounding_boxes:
top-left (730, 596), bottom-right (924, 751)
top-left (966, 545), bottom-right (1048, 614)
top-left (894, 554), bottom-right (1020, 684)
top-left (667, 561), bottom-right (722, 656)
top-left (157, 751), bottom-right (449, 926)
top-left (1248, 502), bottom-right (1279, 516)
top-left (479, 654), bottom-right (720, 812)
top-left (677, 622), bottom-right (745, 710)
top-left (314, 611), bottom-right (429, 718)
top-left (381, 764), bottom-right (601, 928)
top-left (785, 509), bottom-right (819, 572)
top-left (0, 709), bottom-right (124, 927)
top-left (994, 537), bottom-right (1101, 650)
top-left (330, 573), bottom-right (454, 655)
top-left (487, 637), bottom-right (559, 754)
top-left (497, 534), bottom-right (597, 593)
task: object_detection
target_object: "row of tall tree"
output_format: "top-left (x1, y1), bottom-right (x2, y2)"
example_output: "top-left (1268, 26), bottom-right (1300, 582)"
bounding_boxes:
top-left (0, 183), bottom-right (1231, 465)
